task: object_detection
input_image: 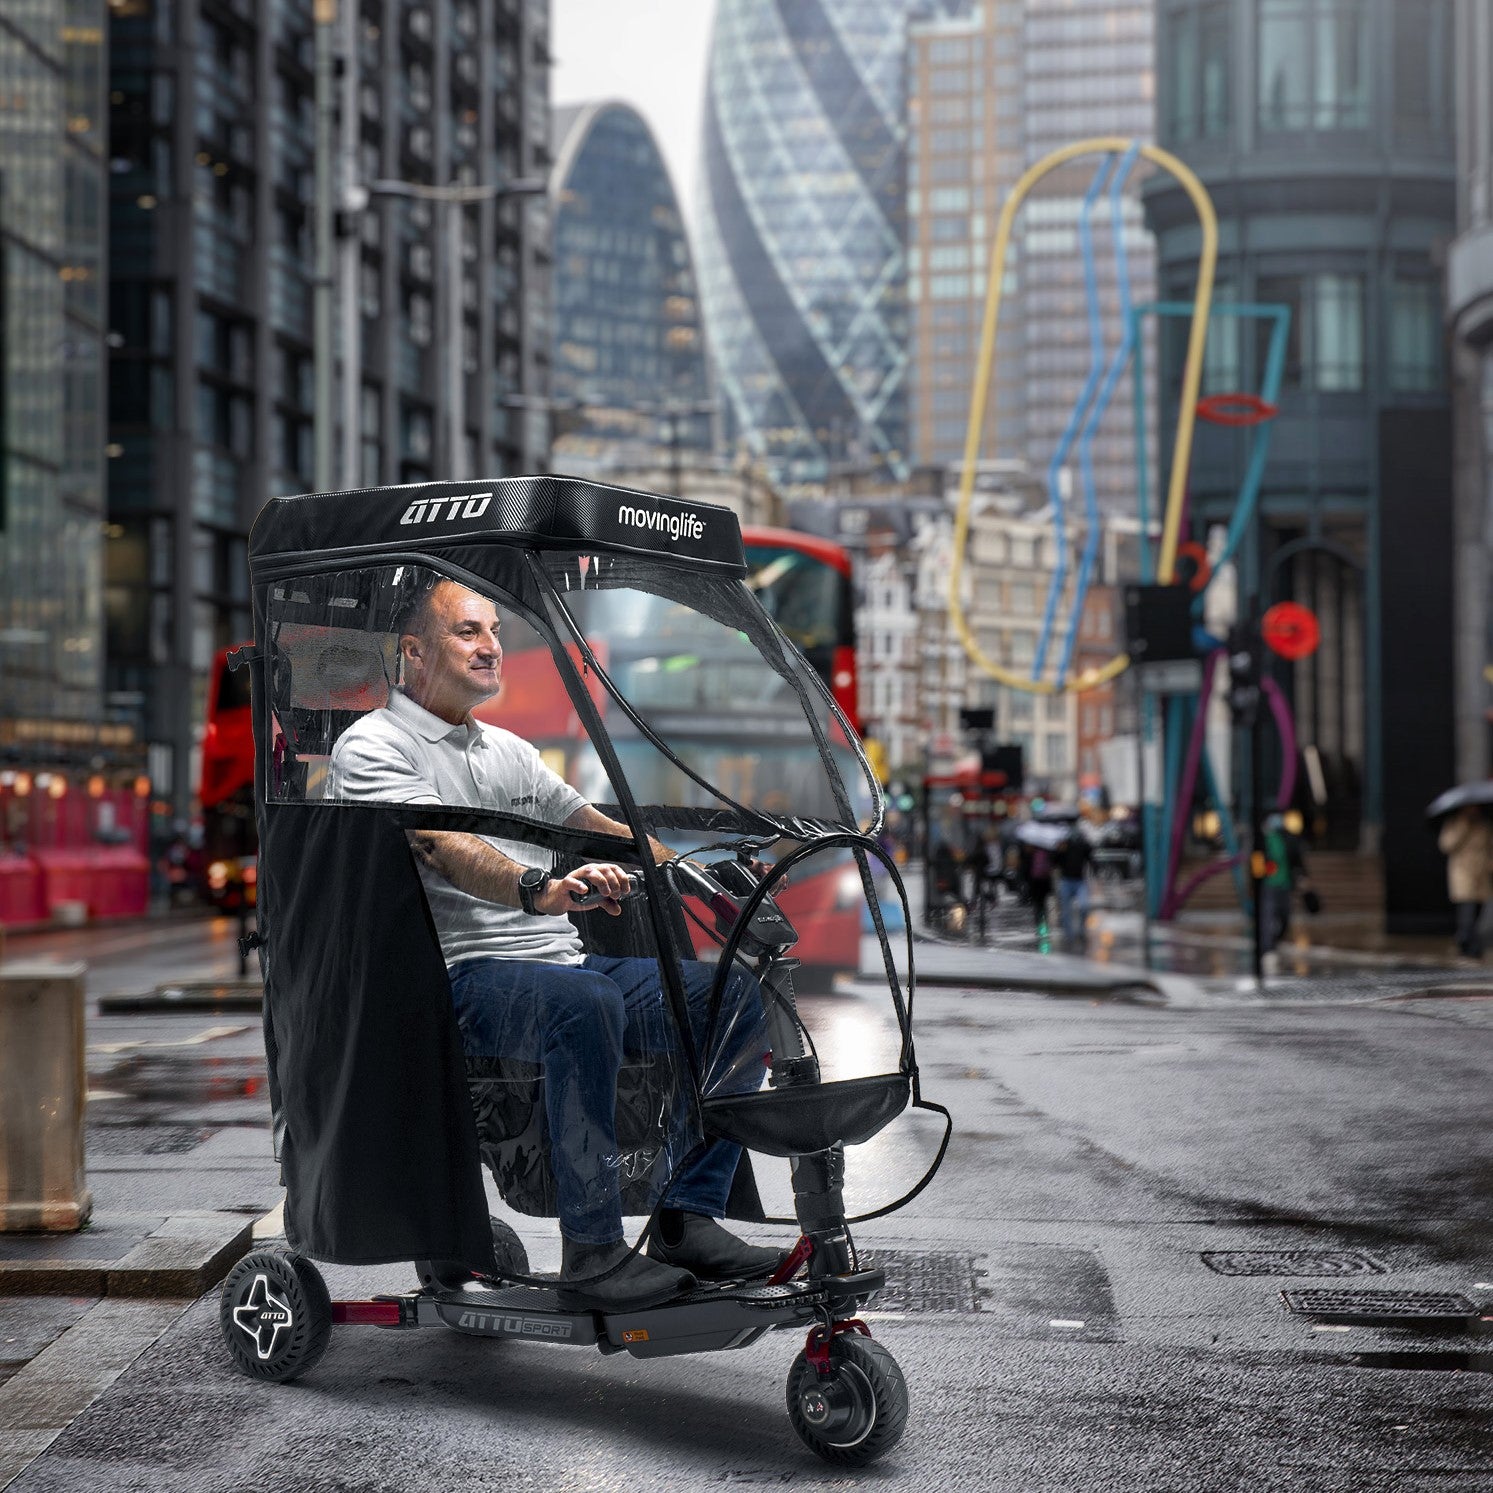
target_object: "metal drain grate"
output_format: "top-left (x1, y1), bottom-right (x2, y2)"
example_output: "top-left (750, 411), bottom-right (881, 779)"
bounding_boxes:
top-left (1281, 1288), bottom-right (1480, 1325)
top-left (859, 1249), bottom-right (983, 1314)
top-left (1203, 1249), bottom-right (1385, 1277)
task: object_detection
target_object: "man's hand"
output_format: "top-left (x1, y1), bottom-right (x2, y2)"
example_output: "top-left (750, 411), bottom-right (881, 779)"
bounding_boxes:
top-left (537, 861), bottom-right (633, 917)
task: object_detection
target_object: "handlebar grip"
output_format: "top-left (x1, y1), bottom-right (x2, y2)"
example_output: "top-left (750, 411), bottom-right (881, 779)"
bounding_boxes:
top-left (569, 871), bottom-right (645, 909)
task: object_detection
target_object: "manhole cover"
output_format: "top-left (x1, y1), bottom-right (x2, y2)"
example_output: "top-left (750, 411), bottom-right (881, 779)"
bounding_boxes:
top-left (860, 1249), bottom-right (983, 1314)
top-left (1203, 1249), bottom-right (1385, 1277)
top-left (1281, 1288), bottom-right (1480, 1325)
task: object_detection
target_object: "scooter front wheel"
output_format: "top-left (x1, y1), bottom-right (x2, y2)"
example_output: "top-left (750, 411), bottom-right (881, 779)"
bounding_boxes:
top-left (219, 1246), bottom-right (333, 1383)
top-left (786, 1333), bottom-right (908, 1466)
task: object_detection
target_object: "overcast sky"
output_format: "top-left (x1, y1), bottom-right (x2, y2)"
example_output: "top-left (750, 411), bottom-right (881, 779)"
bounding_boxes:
top-left (551, 0), bottom-right (718, 222)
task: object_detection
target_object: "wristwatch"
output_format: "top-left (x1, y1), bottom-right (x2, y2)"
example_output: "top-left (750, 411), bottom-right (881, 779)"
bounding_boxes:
top-left (517, 866), bottom-right (551, 916)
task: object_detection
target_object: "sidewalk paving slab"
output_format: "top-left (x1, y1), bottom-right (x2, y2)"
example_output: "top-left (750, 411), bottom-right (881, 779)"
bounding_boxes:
top-left (0, 1213), bottom-right (251, 1299)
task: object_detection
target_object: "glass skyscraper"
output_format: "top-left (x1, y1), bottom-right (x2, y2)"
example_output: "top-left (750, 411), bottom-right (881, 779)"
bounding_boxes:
top-left (0, 1), bottom-right (109, 744)
top-left (698, 0), bottom-right (951, 494)
top-left (549, 102), bottom-right (713, 480)
top-left (106, 0), bottom-right (551, 813)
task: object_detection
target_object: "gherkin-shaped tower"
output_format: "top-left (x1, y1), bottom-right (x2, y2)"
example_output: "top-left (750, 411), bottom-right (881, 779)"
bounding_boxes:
top-left (697, 0), bottom-right (945, 493)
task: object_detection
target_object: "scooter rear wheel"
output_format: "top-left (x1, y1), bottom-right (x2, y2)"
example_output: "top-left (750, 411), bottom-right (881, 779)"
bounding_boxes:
top-left (415, 1215), bottom-right (531, 1292)
top-left (219, 1247), bottom-right (333, 1383)
top-left (786, 1334), bottom-right (908, 1466)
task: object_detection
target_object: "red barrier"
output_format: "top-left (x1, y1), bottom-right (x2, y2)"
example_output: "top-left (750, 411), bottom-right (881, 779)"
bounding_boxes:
top-left (32, 847), bottom-right (150, 921)
top-left (0, 855), bottom-right (46, 926)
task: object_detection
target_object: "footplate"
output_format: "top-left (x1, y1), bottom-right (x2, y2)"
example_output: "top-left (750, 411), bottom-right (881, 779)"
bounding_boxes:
top-left (603, 1277), bottom-right (830, 1359)
top-left (420, 1283), bottom-right (601, 1345)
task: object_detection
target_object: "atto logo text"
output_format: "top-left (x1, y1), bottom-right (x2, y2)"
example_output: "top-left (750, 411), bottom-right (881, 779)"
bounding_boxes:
top-left (399, 493), bottom-right (492, 526)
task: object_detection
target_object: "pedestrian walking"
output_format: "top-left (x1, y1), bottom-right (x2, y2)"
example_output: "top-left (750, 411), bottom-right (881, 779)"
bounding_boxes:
top-left (1019, 838), bottom-right (1054, 939)
top-left (1438, 805), bottom-right (1492, 959)
top-left (1055, 828), bottom-right (1093, 953)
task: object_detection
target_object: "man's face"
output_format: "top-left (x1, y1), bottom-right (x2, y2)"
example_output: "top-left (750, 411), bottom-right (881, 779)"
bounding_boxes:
top-left (401, 581), bottom-right (502, 721)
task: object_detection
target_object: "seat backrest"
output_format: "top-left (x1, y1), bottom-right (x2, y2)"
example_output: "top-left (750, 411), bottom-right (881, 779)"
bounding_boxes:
top-left (271, 624), bottom-right (398, 797)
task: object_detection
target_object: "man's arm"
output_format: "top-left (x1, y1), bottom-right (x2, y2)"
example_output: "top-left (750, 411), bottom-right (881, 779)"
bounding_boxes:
top-left (564, 803), bottom-right (675, 865)
top-left (408, 828), bottom-right (633, 916)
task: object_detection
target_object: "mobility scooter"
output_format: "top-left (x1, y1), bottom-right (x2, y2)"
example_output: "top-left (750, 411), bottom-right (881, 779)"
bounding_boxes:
top-left (218, 477), bottom-right (948, 1465)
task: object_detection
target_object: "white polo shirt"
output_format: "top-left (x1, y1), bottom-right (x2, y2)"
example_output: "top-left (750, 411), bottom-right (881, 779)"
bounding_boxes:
top-left (328, 687), bottom-right (589, 967)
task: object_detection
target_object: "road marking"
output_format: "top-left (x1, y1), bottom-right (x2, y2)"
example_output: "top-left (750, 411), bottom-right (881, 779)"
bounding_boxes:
top-left (89, 1024), bottom-right (251, 1054)
top-left (252, 1198), bottom-right (286, 1242)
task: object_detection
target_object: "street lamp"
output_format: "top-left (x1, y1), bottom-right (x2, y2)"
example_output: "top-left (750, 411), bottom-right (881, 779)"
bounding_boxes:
top-left (337, 176), bottom-right (548, 485)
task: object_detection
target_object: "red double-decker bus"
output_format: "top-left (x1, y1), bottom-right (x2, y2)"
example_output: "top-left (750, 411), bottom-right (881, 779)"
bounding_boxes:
top-left (197, 528), bottom-right (863, 969)
top-left (198, 647), bottom-right (258, 909)
top-left (741, 526), bottom-right (859, 733)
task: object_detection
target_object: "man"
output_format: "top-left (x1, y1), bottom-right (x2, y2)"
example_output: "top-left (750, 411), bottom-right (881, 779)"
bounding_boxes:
top-left (1054, 827), bottom-right (1092, 953)
top-left (328, 577), bottom-right (782, 1310)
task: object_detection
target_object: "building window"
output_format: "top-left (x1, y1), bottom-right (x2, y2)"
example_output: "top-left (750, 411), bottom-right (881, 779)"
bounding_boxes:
top-left (1311, 273), bottom-right (1364, 391)
top-left (1167, 2), bottom-right (1230, 142)
top-left (1393, 0), bottom-right (1453, 141)
top-left (1258, 0), bottom-right (1369, 133)
top-left (1202, 276), bottom-right (1240, 393)
top-left (1254, 273), bottom-right (1363, 393)
top-left (1388, 276), bottom-right (1444, 392)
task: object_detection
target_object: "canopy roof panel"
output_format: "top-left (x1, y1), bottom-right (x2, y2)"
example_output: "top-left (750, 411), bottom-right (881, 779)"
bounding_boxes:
top-left (249, 476), bottom-right (747, 575)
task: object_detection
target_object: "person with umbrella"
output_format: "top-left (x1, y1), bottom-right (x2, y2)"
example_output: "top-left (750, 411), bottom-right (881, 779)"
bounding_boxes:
top-left (1015, 819), bottom-right (1065, 940)
top-left (1438, 803), bottom-right (1491, 959)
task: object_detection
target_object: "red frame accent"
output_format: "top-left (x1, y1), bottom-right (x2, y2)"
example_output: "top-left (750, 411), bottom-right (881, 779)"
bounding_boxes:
top-left (803, 1318), bottom-right (872, 1377)
top-left (331, 1300), bottom-right (405, 1326)
top-left (768, 1234), bottom-right (815, 1286)
top-left (1196, 392), bottom-right (1279, 427)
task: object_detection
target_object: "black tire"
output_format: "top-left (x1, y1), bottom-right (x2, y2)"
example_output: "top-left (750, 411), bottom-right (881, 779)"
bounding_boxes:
top-left (416, 1215), bottom-right (531, 1292)
top-left (786, 1333), bottom-right (908, 1466)
top-left (219, 1247), bottom-right (333, 1384)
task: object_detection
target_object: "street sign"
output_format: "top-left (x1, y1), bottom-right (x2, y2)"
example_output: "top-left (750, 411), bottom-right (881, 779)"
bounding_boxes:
top-left (1138, 658), bottom-right (1202, 695)
top-left (1262, 602), bottom-right (1320, 661)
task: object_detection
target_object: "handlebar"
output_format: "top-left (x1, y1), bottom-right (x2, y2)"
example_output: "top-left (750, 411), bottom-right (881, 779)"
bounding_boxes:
top-left (568, 871), bottom-right (646, 909)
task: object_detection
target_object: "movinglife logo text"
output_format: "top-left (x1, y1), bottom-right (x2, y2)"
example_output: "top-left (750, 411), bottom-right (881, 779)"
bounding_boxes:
top-left (617, 503), bottom-right (704, 543)
top-left (399, 493), bottom-right (492, 525)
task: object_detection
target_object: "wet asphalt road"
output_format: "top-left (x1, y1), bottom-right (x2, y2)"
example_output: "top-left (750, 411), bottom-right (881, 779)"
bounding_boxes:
top-left (4, 913), bottom-right (1492, 1490)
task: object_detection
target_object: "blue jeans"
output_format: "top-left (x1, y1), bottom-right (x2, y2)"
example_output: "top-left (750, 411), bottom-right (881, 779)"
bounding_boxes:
top-left (1057, 877), bottom-right (1090, 949)
top-left (449, 955), bottom-right (767, 1246)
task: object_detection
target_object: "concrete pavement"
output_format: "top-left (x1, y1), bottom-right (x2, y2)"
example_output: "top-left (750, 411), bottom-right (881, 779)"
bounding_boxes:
top-left (2, 908), bottom-right (1492, 1488)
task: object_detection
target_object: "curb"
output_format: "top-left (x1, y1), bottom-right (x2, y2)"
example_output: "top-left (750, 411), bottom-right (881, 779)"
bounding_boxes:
top-left (0, 1215), bottom-right (252, 1298)
top-left (98, 981), bottom-right (263, 1014)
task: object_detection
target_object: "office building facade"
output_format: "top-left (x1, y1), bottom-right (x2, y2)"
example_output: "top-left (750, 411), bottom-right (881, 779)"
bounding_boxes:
top-left (0, 3), bottom-right (109, 748)
top-left (548, 101), bottom-right (713, 484)
top-left (1147, 0), bottom-right (1457, 924)
top-left (906, 0), bottom-right (1156, 520)
top-left (106, 0), bottom-right (551, 812)
top-left (1447, 0), bottom-right (1493, 781)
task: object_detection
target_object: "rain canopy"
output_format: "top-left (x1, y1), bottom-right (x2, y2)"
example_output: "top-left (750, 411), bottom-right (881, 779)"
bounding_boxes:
top-left (246, 477), bottom-right (944, 1270)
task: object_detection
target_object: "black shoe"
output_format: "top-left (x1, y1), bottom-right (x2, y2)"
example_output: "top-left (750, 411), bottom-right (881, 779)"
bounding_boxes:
top-left (555, 1238), bottom-right (695, 1312)
top-left (644, 1210), bottom-right (787, 1281)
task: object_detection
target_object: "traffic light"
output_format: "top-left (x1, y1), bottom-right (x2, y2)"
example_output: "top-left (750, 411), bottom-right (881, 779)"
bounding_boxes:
top-left (982, 742), bottom-right (1024, 787)
top-left (1226, 622), bottom-right (1261, 724)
